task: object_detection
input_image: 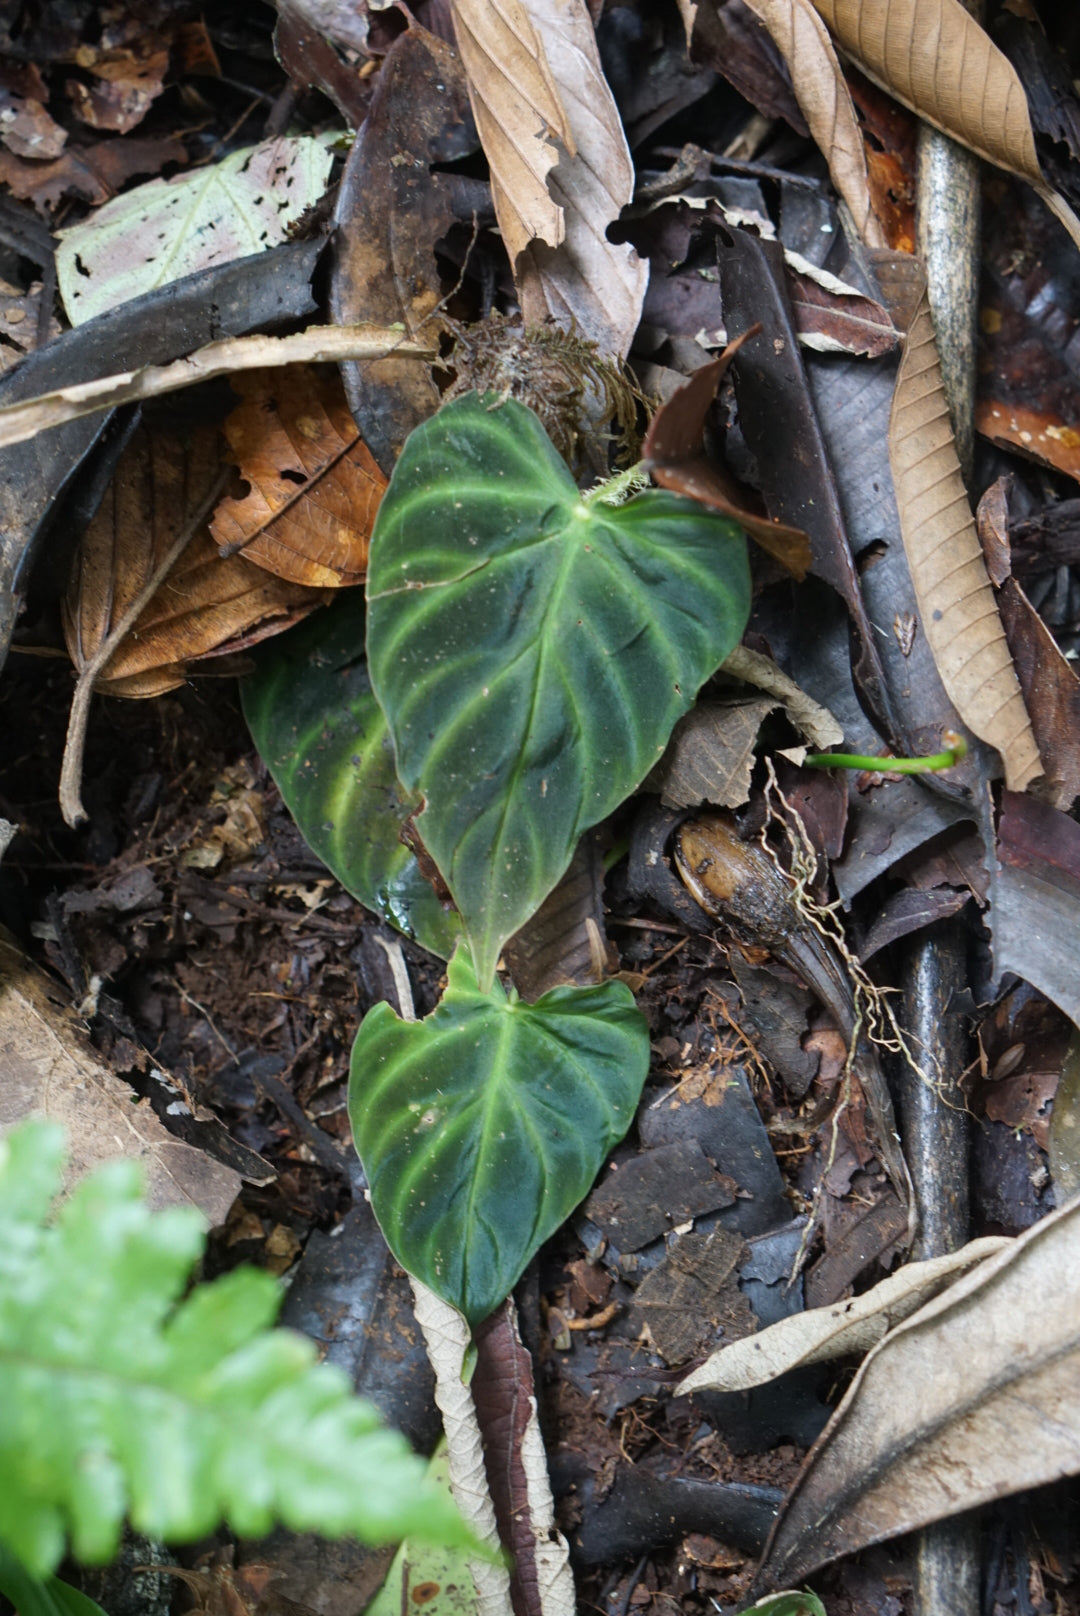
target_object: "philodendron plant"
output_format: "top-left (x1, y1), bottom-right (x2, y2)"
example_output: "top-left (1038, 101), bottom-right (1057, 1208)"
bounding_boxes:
top-left (244, 391), bottom-right (751, 1329)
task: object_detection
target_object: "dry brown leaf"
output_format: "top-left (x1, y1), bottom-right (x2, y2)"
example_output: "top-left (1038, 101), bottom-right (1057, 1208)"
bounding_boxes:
top-left (977, 398), bottom-right (1080, 484)
top-left (0, 929), bottom-right (240, 1222)
top-left (647, 697), bottom-right (781, 810)
top-left (754, 1192), bottom-right (1080, 1591)
top-left (63, 425), bottom-right (326, 697)
top-left (0, 85), bottom-right (66, 158)
top-left (889, 292), bottom-right (1041, 790)
top-left (210, 367), bottom-right (385, 588)
top-left (503, 837), bottom-right (612, 1002)
top-left (453, 0), bottom-right (647, 358)
top-left (678, 1236), bottom-right (1009, 1394)
top-left (450, 0), bottom-right (573, 258)
top-left (740, 0), bottom-right (885, 248)
top-left (810, 0), bottom-right (1080, 250)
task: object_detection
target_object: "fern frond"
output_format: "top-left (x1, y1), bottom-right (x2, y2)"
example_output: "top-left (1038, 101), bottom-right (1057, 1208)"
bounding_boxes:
top-left (0, 1123), bottom-right (472, 1576)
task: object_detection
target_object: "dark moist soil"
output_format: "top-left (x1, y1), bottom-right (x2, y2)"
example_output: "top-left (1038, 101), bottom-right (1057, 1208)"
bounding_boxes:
top-left (3, 654), bottom-right (1080, 1616)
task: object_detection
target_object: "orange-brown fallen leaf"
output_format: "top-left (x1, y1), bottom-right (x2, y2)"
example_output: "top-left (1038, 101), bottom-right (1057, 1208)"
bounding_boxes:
top-left (63, 424), bottom-right (328, 698)
top-left (209, 366), bottom-right (386, 587)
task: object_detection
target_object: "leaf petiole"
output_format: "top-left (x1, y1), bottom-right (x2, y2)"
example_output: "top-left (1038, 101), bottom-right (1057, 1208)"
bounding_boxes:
top-left (802, 733), bottom-right (968, 774)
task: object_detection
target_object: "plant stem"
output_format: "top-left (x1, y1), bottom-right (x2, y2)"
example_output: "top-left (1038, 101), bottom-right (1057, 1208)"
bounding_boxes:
top-left (802, 735), bottom-right (967, 774)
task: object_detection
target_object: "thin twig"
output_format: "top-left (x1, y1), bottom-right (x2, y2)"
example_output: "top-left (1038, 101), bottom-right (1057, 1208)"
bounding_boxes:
top-left (0, 322), bottom-right (436, 451)
top-left (59, 468), bottom-right (229, 828)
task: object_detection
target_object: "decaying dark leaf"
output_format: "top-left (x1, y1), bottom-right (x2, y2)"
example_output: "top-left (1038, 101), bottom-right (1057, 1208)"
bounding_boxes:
top-left (331, 27), bottom-right (487, 473)
top-left (991, 791), bottom-right (1080, 1028)
top-left (717, 226), bottom-right (896, 740)
top-left (631, 1226), bottom-right (755, 1365)
top-left (643, 332), bottom-right (813, 578)
top-left (0, 135), bottom-right (187, 213)
top-left (210, 367), bottom-right (386, 588)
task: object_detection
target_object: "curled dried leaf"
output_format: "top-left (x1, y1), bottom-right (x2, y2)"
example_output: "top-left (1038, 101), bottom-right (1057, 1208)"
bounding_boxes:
top-left (678, 1236), bottom-right (1009, 1393)
top-left (449, 0), bottom-right (573, 261)
top-left (63, 426), bottom-right (326, 697)
top-left (210, 367), bottom-right (386, 588)
top-left (754, 1193), bottom-right (1080, 1590)
top-left (741, 0), bottom-right (885, 247)
top-left (452, 0), bottom-right (646, 360)
top-left (810, 0), bottom-right (1080, 249)
top-left (888, 293), bottom-right (1041, 790)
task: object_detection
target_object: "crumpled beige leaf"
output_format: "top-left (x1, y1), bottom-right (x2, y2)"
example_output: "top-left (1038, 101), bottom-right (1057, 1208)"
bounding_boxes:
top-left (648, 697), bottom-right (782, 810)
top-left (889, 292), bottom-right (1041, 790)
top-left (0, 930), bottom-right (240, 1223)
top-left (678, 1236), bottom-right (1009, 1394)
top-left (754, 1192), bottom-right (1080, 1591)
top-left (740, 0), bottom-right (885, 248)
top-left (452, 0), bottom-right (647, 358)
top-left (810, 0), bottom-right (1080, 250)
top-left (722, 644), bottom-right (844, 751)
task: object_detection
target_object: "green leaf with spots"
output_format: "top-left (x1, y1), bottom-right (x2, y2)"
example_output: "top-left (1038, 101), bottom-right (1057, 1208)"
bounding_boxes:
top-left (241, 592), bottom-right (462, 959)
top-left (349, 945), bottom-right (649, 1328)
top-left (365, 391), bottom-right (751, 989)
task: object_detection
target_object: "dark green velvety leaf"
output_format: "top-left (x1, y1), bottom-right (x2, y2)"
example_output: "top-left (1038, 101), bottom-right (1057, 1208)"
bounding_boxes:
top-left (366, 392), bottom-right (751, 988)
top-left (349, 945), bottom-right (650, 1328)
top-left (241, 593), bottom-right (462, 958)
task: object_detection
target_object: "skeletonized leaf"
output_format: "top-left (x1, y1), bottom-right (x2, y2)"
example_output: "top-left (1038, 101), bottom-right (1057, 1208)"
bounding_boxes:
top-left (888, 293), bottom-right (1040, 790)
top-left (210, 367), bottom-right (386, 588)
top-left (741, 0), bottom-right (885, 248)
top-left (56, 136), bottom-right (335, 325)
top-left (755, 1193), bottom-right (1080, 1591)
top-left (63, 426), bottom-right (325, 697)
top-left (452, 0), bottom-right (647, 358)
top-left (810, 0), bottom-right (1080, 249)
top-left (678, 1237), bottom-right (1009, 1394)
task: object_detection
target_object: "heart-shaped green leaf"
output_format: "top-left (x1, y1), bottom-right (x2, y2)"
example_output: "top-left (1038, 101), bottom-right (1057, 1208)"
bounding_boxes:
top-left (366, 391), bottom-right (751, 989)
top-left (241, 593), bottom-right (462, 959)
top-left (349, 946), bottom-right (649, 1328)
